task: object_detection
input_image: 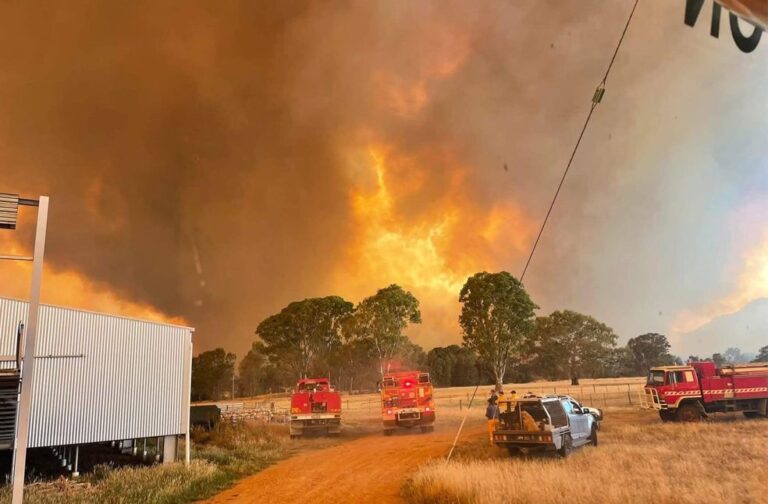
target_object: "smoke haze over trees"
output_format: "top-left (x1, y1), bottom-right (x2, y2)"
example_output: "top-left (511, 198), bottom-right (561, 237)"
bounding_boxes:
top-left (190, 272), bottom-right (767, 398)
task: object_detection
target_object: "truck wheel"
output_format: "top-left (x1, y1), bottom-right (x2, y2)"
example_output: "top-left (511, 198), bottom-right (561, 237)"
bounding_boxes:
top-left (659, 410), bottom-right (674, 423)
top-left (675, 403), bottom-right (702, 422)
top-left (384, 429), bottom-right (393, 436)
top-left (589, 426), bottom-right (598, 446)
top-left (557, 434), bottom-right (573, 458)
top-left (506, 446), bottom-right (519, 457)
top-left (743, 411), bottom-right (761, 419)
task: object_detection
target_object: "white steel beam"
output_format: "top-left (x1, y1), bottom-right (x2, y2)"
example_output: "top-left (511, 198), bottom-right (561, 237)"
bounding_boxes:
top-left (11, 196), bottom-right (49, 504)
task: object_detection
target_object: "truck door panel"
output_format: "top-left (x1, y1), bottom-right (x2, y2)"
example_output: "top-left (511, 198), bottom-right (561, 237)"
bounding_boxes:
top-left (562, 400), bottom-right (589, 443)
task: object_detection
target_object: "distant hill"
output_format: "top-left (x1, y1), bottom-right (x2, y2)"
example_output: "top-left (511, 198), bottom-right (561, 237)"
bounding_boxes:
top-left (677, 298), bottom-right (768, 358)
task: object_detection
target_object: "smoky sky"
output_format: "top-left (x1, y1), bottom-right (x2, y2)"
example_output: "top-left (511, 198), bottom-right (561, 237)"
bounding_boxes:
top-left (1, 1), bottom-right (766, 357)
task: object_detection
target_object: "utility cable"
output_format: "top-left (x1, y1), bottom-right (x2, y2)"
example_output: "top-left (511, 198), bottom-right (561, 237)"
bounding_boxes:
top-left (446, 0), bottom-right (641, 464)
top-left (519, 0), bottom-right (640, 283)
top-left (445, 384), bottom-right (479, 464)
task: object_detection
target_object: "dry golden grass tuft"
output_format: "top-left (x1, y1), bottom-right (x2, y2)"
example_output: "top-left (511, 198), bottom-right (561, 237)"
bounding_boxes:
top-left (403, 408), bottom-right (768, 504)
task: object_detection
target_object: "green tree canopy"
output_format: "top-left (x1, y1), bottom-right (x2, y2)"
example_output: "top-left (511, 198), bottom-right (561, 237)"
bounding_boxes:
top-left (238, 342), bottom-right (269, 397)
top-left (627, 333), bottom-right (677, 374)
top-left (191, 348), bottom-right (236, 401)
top-left (427, 345), bottom-right (480, 387)
top-left (427, 346), bottom-right (455, 387)
top-left (332, 338), bottom-right (378, 393)
top-left (459, 271), bottom-right (537, 390)
top-left (753, 345), bottom-right (768, 363)
top-left (344, 284), bottom-right (421, 378)
top-left (256, 296), bottom-right (353, 379)
top-left (600, 346), bottom-right (635, 378)
top-left (528, 310), bottom-right (617, 385)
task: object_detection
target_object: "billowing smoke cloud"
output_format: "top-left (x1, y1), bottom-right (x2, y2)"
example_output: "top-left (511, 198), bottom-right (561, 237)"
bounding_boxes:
top-left (1, 1), bottom-right (766, 356)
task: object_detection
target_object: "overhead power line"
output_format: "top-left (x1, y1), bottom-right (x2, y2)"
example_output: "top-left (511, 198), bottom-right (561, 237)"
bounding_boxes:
top-left (446, 0), bottom-right (642, 465)
top-left (519, 0), bottom-right (641, 283)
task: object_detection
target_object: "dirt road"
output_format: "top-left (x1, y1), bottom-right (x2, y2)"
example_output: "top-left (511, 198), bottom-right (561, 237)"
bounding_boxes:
top-left (205, 418), bottom-right (485, 504)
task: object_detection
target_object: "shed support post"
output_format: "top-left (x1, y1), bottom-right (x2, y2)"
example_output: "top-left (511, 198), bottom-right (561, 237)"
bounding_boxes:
top-left (11, 196), bottom-right (49, 504)
top-left (184, 340), bottom-right (192, 467)
top-left (185, 430), bottom-right (190, 466)
top-left (142, 438), bottom-right (147, 460)
top-left (72, 446), bottom-right (79, 477)
top-left (162, 436), bottom-right (177, 464)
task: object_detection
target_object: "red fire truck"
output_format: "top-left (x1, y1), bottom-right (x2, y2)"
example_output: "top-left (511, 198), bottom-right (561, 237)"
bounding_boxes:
top-left (380, 370), bottom-right (435, 435)
top-left (289, 378), bottom-right (342, 438)
top-left (642, 361), bottom-right (768, 422)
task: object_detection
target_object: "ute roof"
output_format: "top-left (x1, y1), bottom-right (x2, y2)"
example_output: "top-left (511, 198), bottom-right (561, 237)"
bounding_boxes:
top-left (513, 394), bottom-right (567, 403)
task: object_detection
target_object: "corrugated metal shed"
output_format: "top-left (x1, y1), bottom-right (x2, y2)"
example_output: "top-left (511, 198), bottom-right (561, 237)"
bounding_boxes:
top-left (0, 297), bottom-right (193, 448)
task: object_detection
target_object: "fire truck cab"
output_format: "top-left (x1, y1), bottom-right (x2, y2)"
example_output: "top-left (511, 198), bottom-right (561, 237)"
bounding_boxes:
top-left (289, 378), bottom-right (342, 438)
top-left (643, 361), bottom-right (768, 422)
top-left (380, 371), bottom-right (435, 435)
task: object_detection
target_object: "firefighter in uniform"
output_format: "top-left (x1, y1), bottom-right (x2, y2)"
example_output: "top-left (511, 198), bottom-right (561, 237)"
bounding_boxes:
top-left (507, 390), bottom-right (517, 409)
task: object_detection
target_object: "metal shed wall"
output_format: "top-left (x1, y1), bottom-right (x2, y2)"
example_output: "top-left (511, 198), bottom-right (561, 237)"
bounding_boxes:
top-left (0, 297), bottom-right (193, 448)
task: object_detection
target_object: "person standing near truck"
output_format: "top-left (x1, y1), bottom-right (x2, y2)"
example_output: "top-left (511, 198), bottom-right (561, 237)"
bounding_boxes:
top-left (485, 397), bottom-right (499, 445)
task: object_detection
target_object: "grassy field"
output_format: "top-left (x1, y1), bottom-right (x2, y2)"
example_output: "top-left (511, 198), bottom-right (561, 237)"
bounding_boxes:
top-left (2, 377), bottom-right (727, 504)
top-left (402, 407), bottom-right (768, 504)
top-left (0, 422), bottom-right (285, 504)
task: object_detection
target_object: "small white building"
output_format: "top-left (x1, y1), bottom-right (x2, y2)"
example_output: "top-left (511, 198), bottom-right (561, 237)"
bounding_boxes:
top-left (0, 297), bottom-right (193, 462)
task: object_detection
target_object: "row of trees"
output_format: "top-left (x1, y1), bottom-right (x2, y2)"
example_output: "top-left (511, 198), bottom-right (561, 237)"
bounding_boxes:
top-left (191, 271), bottom-right (768, 400)
top-left (455, 271), bottom-right (682, 387)
top-left (688, 346), bottom-right (766, 366)
top-left (192, 284), bottom-right (426, 401)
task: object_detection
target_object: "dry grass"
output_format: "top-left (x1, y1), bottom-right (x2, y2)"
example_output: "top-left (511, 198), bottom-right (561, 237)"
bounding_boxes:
top-left (403, 408), bottom-right (768, 504)
top-left (0, 460), bottom-right (222, 504)
top-left (0, 422), bottom-right (284, 504)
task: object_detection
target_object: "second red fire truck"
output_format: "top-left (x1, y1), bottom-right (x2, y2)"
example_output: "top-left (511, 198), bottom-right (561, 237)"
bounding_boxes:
top-left (380, 370), bottom-right (435, 435)
top-left (643, 361), bottom-right (768, 422)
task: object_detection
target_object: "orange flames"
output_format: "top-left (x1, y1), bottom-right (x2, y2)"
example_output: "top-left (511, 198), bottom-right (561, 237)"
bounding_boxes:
top-left (335, 143), bottom-right (535, 346)
top-left (0, 234), bottom-right (187, 326)
top-left (672, 231), bottom-right (768, 334)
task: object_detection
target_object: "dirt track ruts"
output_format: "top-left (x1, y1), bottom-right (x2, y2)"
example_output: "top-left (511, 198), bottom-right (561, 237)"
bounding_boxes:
top-left (204, 420), bottom-right (484, 504)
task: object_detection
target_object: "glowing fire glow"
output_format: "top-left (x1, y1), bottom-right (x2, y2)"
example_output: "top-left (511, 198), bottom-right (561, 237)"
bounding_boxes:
top-left (672, 232), bottom-right (768, 334)
top-left (0, 235), bottom-right (186, 326)
top-left (335, 144), bottom-right (534, 345)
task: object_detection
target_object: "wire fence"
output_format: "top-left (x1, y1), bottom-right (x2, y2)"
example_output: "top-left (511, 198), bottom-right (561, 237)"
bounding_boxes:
top-left (203, 379), bottom-right (648, 419)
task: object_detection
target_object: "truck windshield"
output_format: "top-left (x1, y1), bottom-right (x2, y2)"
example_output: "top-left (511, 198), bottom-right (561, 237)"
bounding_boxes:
top-left (647, 370), bottom-right (665, 385)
